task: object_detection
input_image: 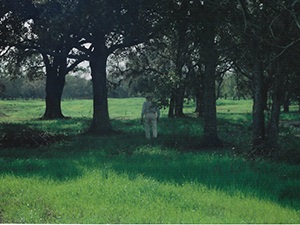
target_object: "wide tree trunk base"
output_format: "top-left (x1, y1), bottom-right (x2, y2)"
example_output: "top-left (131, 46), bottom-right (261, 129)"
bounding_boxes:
top-left (42, 95), bottom-right (66, 120)
top-left (168, 113), bottom-right (187, 118)
top-left (87, 120), bottom-right (114, 135)
top-left (168, 114), bottom-right (175, 118)
top-left (249, 143), bottom-right (272, 159)
top-left (40, 112), bottom-right (70, 120)
top-left (175, 113), bottom-right (186, 118)
top-left (86, 127), bottom-right (119, 136)
top-left (202, 135), bottom-right (223, 147)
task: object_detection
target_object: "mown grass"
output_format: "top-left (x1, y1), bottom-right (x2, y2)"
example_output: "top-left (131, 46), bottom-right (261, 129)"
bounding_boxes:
top-left (0, 98), bottom-right (300, 223)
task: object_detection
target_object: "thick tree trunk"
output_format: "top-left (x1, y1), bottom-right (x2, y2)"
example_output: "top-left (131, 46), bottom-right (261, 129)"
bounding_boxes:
top-left (203, 59), bottom-right (219, 145)
top-left (266, 62), bottom-right (284, 151)
top-left (88, 39), bottom-right (112, 134)
top-left (168, 92), bottom-right (175, 118)
top-left (195, 86), bottom-right (204, 117)
top-left (173, 11), bottom-right (187, 118)
top-left (42, 57), bottom-right (67, 119)
top-left (252, 61), bottom-right (266, 150)
top-left (283, 91), bottom-right (290, 113)
top-left (202, 23), bottom-right (221, 146)
top-left (174, 86), bottom-right (185, 118)
top-left (266, 92), bottom-right (282, 151)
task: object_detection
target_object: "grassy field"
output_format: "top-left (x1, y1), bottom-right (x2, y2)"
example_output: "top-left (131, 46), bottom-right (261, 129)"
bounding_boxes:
top-left (0, 98), bottom-right (300, 223)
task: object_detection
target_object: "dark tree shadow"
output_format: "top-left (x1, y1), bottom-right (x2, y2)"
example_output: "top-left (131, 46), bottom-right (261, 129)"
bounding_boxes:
top-left (0, 118), bottom-right (299, 211)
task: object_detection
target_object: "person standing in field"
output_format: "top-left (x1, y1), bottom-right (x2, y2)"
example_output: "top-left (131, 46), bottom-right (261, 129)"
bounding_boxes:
top-left (141, 93), bottom-right (160, 139)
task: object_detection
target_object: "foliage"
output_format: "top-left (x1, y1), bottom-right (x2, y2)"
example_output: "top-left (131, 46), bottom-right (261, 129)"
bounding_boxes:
top-left (219, 72), bottom-right (252, 100)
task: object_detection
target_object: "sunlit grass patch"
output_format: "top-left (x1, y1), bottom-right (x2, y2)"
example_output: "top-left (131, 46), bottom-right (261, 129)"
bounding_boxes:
top-left (217, 99), bottom-right (253, 114)
top-left (1, 168), bottom-right (299, 224)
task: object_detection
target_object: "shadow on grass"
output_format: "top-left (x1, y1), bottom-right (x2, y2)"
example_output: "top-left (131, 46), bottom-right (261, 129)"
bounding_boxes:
top-left (0, 122), bottom-right (84, 180)
top-left (0, 118), bottom-right (300, 211)
top-left (0, 123), bottom-right (67, 148)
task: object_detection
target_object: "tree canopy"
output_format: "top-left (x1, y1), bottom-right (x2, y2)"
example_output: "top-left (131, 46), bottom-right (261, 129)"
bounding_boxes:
top-left (1, 0), bottom-right (300, 151)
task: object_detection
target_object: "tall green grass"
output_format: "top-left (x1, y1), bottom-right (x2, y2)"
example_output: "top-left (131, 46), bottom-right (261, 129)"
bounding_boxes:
top-left (0, 98), bottom-right (299, 223)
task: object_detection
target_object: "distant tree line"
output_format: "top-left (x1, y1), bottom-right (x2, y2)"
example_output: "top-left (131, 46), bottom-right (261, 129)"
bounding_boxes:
top-left (0, 69), bottom-right (253, 100)
top-left (0, 74), bottom-right (94, 100)
top-left (1, 0), bottom-right (300, 155)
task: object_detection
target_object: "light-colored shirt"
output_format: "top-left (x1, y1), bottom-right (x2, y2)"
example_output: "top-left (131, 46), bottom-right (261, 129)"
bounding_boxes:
top-left (141, 101), bottom-right (160, 118)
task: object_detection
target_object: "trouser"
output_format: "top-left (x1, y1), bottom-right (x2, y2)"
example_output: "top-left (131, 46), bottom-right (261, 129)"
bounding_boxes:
top-left (144, 113), bottom-right (157, 139)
